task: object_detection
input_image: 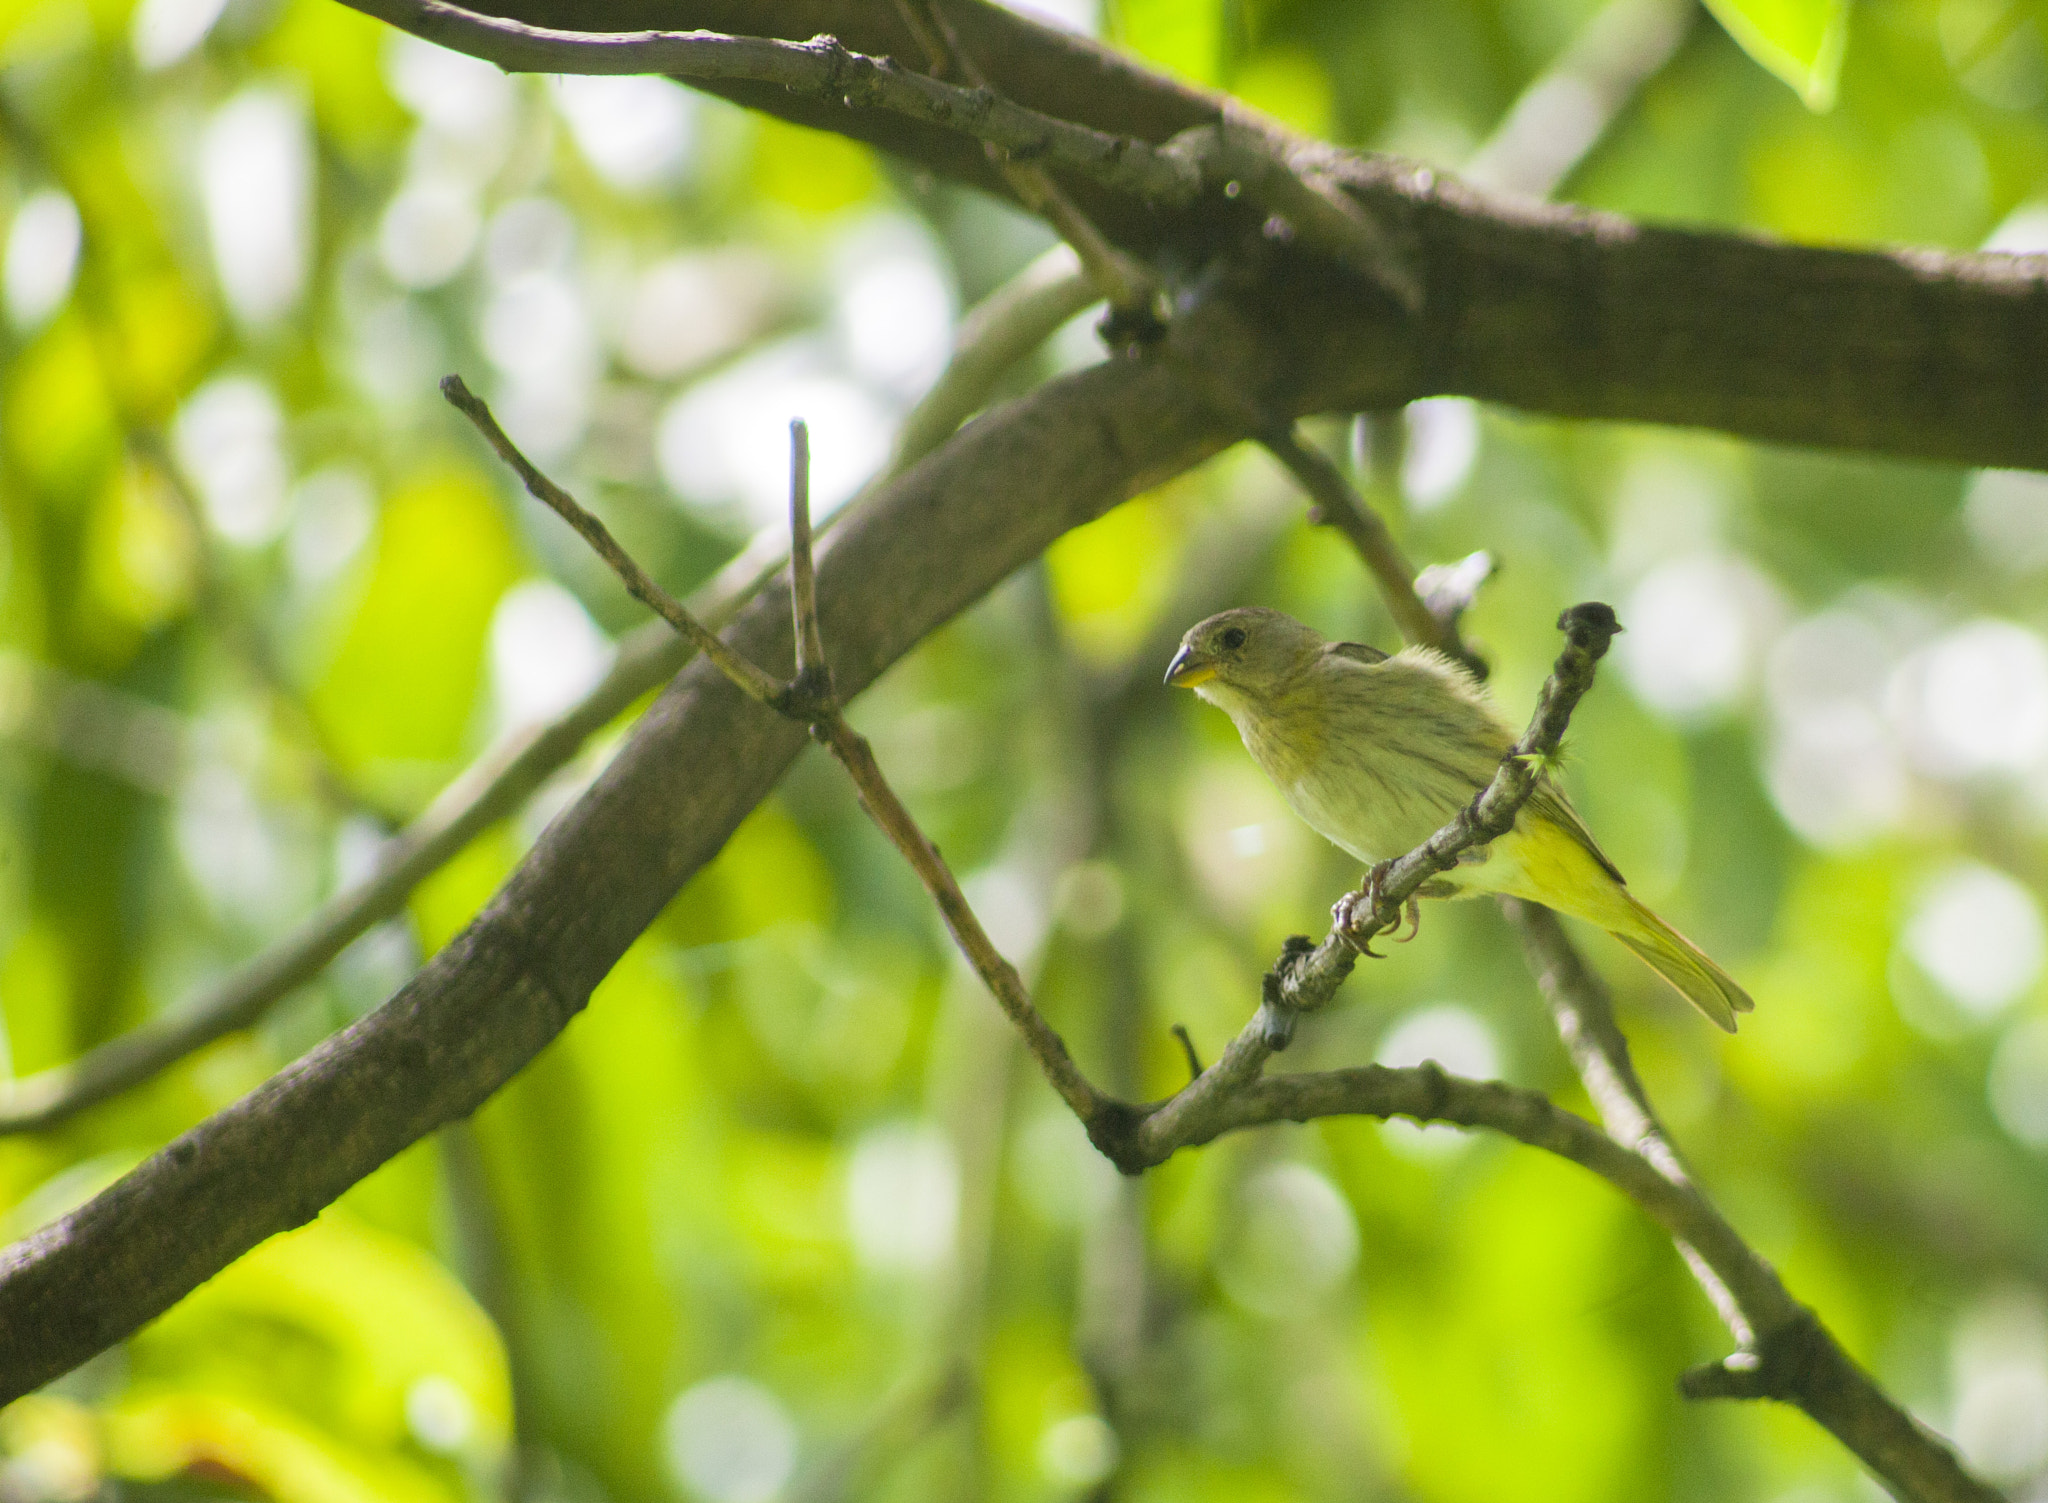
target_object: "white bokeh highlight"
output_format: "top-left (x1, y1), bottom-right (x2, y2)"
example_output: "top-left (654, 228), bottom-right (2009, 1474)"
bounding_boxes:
top-left (658, 339), bottom-right (894, 527)
top-left (489, 580), bottom-right (613, 729)
top-left (1902, 864), bottom-right (2045, 1021)
top-left (662, 1376), bottom-right (798, 1503)
top-left (615, 251), bottom-right (776, 379)
top-left (384, 33), bottom-right (516, 153)
top-left (1217, 1162), bottom-right (1361, 1316)
top-left (1889, 620), bottom-right (2048, 779)
top-left (846, 1121), bottom-right (958, 1275)
top-left (1400, 397), bottom-right (1480, 510)
top-left (1038, 1414), bottom-right (1118, 1488)
top-left (286, 467), bottom-right (376, 587)
top-left (403, 1375), bottom-right (476, 1455)
top-left (961, 864), bottom-right (1048, 969)
top-left (1376, 1004), bottom-right (1501, 1158)
top-left (1619, 553), bottom-right (1783, 720)
top-left (173, 375), bottom-right (290, 547)
top-left (1989, 1015), bottom-right (2048, 1147)
top-left (175, 765), bottom-right (305, 927)
top-left (4, 190), bottom-right (80, 332)
top-left (377, 181), bottom-right (481, 289)
top-left (1951, 1288), bottom-right (2048, 1482)
top-left (131, 0), bottom-right (229, 69)
top-left (1965, 469), bottom-right (2048, 574)
top-left (201, 87), bottom-right (313, 327)
top-left (552, 74), bottom-right (697, 191)
top-left (1762, 605), bottom-right (1914, 847)
top-left (830, 218), bottom-right (956, 399)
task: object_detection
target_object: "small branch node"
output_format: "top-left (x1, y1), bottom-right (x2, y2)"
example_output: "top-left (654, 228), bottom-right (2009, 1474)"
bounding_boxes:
top-left (1557, 600), bottom-right (1622, 655)
top-left (1170, 1023), bottom-right (1203, 1082)
top-left (1083, 1097), bottom-right (1155, 1176)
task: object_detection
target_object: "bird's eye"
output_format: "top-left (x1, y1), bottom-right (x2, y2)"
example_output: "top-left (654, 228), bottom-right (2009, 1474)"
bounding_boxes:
top-left (1220, 626), bottom-right (1248, 651)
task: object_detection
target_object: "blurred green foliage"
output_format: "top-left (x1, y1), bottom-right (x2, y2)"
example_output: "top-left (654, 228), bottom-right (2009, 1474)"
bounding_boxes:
top-left (2, 0), bottom-right (2048, 1500)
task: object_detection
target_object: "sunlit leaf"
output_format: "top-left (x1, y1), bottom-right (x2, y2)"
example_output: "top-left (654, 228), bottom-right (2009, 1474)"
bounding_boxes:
top-left (310, 471), bottom-right (521, 801)
top-left (1702, 0), bottom-right (1850, 109)
top-left (1113, 0), bottom-right (1224, 84)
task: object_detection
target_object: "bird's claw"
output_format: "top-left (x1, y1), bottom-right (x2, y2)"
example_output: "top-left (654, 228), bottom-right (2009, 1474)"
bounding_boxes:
top-left (1333, 860), bottom-right (1396, 957)
top-left (1395, 896), bottom-right (1422, 943)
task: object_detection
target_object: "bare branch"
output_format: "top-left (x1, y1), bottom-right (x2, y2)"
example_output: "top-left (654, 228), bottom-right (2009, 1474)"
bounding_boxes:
top-left (442, 376), bottom-right (789, 708)
top-left (910, 0), bottom-right (1162, 331)
top-left (348, 0), bottom-right (2048, 472)
top-left (454, 379), bottom-right (1111, 1128)
top-left (0, 252), bottom-right (1094, 1137)
top-left (787, 421), bottom-right (829, 696)
top-left (336, 1), bottom-right (1204, 205)
top-left (810, 716), bottom-right (1108, 1124)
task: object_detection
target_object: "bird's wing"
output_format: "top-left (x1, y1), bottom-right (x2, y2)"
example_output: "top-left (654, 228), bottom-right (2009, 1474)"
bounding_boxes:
top-left (1326, 641), bottom-right (1389, 666)
top-left (1526, 778), bottom-right (1627, 885)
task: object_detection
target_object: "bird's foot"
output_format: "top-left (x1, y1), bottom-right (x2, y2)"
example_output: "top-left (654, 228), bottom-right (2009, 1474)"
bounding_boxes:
top-left (1395, 895), bottom-right (1423, 943)
top-left (1333, 861), bottom-right (1396, 957)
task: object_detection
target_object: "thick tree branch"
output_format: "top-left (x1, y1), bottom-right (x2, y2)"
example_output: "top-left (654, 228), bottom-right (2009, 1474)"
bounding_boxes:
top-left (0, 251), bottom-right (1095, 1136)
top-left (0, 286), bottom-right (1276, 1399)
top-left (339, 2), bottom-right (1206, 204)
top-left (346, 0), bottom-right (2048, 471)
top-left (897, 0), bottom-right (1162, 331)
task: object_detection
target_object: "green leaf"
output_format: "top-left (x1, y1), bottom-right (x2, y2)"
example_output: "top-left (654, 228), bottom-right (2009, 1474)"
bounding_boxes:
top-left (1702, 0), bottom-right (1850, 109)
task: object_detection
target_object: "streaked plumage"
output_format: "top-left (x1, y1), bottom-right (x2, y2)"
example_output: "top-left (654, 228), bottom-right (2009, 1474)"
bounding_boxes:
top-left (1165, 607), bottom-right (1753, 1030)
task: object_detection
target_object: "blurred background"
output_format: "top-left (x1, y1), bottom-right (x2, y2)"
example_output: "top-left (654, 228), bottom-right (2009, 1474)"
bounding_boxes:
top-left (2, 0), bottom-right (2047, 1498)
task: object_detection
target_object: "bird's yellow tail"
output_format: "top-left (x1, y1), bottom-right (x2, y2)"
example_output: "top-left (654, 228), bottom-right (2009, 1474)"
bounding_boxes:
top-left (1610, 895), bottom-right (1754, 1033)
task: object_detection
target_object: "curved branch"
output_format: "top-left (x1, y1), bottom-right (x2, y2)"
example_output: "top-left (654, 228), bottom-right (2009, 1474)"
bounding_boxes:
top-left (339, 1), bottom-right (1203, 203)
top-left (0, 252), bottom-right (1096, 1136)
top-left (352, 0), bottom-right (2048, 471)
top-left (0, 288), bottom-right (1258, 1402)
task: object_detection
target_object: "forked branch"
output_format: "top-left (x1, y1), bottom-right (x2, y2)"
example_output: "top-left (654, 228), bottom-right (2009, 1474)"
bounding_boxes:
top-left (442, 381), bottom-right (1111, 1130)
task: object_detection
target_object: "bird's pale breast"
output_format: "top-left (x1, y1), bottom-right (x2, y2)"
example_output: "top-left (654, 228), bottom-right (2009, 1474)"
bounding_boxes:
top-left (1231, 651), bottom-right (1514, 867)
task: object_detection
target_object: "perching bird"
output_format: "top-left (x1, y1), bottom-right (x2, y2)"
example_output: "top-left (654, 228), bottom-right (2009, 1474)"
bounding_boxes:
top-left (1164, 607), bottom-right (1753, 1030)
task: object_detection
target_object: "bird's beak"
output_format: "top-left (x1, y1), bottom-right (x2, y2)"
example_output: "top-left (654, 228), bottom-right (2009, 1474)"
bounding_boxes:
top-left (1164, 644), bottom-right (1216, 688)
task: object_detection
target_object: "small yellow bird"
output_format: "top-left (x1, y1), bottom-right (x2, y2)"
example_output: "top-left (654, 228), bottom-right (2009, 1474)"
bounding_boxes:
top-left (1164, 607), bottom-right (1753, 1030)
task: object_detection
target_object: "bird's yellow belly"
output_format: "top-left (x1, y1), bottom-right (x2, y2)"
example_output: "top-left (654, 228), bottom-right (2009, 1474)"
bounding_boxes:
top-left (1284, 764), bottom-right (1635, 930)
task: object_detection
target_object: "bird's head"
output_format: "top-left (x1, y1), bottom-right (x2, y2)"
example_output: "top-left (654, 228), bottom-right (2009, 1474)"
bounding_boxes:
top-left (1164, 607), bottom-right (1327, 706)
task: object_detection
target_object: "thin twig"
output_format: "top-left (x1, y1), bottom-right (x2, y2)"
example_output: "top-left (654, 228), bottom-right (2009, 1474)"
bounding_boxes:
top-left (0, 254), bottom-right (1094, 1136)
top-left (452, 389), bottom-right (1111, 1130)
top-left (1107, 604), bottom-right (1619, 1168)
top-left (910, 0), bottom-right (1161, 332)
top-left (335, 1), bottom-right (1415, 320)
top-left (787, 421), bottom-right (829, 696)
top-left (337, 1), bottom-right (1202, 204)
top-left (441, 376), bottom-right (789, 710)
top-left (1169, 1024), bottom-right (1202, 1082)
